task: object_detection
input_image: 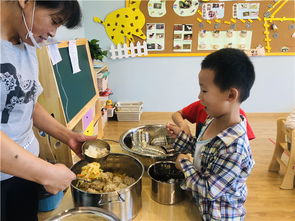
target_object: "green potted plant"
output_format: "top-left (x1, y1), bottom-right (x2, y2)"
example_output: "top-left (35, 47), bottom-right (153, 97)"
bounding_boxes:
top-left (88, 39), bottom-right (108, 61)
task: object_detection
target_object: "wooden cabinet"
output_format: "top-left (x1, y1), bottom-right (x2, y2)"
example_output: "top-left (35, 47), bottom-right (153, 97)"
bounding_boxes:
top-left (94, 62), bottom-right (110, 131)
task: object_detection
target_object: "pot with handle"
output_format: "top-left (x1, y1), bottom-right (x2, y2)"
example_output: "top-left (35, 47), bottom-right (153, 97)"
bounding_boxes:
top-left (71, 153), bottom-right (144, 221)
top-left (147, 161), bottom-right (185, 205)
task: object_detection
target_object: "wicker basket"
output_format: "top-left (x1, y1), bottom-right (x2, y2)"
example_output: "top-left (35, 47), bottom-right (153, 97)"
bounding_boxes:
top-left (115, 102), bottom-right (143, 121)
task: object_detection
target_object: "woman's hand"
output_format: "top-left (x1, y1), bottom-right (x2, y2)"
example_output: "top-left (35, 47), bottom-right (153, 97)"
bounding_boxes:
top-left (43, 163), bottom-right (76, 194)
top-left (66, 132), bottom-right (97, 159)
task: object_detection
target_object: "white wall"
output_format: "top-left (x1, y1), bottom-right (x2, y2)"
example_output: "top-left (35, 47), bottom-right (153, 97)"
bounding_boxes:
top-left (76, 0), bottom-right (295, 112)
top-left (106, 56), bottom-right (295, 112)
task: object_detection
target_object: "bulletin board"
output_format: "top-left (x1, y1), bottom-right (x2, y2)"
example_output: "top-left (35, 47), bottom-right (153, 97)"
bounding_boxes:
top-left (127, 0), bottom-right (295, 56)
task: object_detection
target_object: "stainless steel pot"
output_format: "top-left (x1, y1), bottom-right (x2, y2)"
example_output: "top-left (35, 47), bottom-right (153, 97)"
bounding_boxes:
top-left (71, 153), bottom-right (144, 221)
top-left (119, 124), bottom-right (178, 168)
top-left (147, 161), bottom-right (185, 205)
top-left (46, 207), bottom-right (120, 221)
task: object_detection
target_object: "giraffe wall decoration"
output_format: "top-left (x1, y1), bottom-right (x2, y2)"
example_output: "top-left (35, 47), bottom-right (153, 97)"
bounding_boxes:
top-left (94, 0), bottom-right (147, 45)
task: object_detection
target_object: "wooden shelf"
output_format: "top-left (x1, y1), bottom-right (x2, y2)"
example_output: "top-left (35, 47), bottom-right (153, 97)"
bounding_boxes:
top-left (94, 65), bottom-right (108, 74)
top-left (93, 61), bottom-right (108, 74)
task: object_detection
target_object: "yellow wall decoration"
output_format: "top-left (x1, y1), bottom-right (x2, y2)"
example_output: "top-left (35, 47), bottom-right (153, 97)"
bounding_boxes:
top-left (94, 0), bottom-right (146, 45)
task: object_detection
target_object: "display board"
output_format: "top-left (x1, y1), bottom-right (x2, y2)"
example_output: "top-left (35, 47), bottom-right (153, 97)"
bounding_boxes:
top-left (127, 0), bottom-right (295, 56)
top-left (52, 45), bottom-right (95, 123)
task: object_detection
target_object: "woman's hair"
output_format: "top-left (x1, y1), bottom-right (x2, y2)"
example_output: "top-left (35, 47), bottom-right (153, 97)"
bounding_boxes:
top-left (36, 0), bottom-right (82, 29)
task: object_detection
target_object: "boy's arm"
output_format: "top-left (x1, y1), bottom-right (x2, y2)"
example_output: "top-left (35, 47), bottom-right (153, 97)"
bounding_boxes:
top-left (172, 110), bottom-right (192, 136)
top-left (173, 131), bottom-right (196, 153)
top-left (179, 150), bottom-right (252, 200)
top-left (239, 108), bottom-right (256, 140)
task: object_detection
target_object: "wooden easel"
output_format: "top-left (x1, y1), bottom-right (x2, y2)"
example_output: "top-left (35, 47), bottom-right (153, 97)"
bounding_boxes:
top-left (35, 39), bottom-right (102, 167)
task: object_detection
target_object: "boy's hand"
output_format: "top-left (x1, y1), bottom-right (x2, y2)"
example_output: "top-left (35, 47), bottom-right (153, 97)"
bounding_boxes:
top-left (166, 123), bottom-right (182, 138)
top-left (175, 153), bottom-right (191, 171)
top-left (179, 123), bottom-right (192, 136)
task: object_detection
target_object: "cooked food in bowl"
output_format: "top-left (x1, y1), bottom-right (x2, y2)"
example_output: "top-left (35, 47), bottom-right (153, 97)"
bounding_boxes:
top-left (84, 145), bottom-right (109, 158)
top-left (76, 162), bottom-right (136, 193)
top-left (82, 139), bottom-right (110, 162)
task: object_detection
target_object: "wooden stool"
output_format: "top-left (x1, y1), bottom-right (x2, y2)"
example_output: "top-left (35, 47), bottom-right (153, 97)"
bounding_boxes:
top-left (269, 118), bottom-right (295, 189)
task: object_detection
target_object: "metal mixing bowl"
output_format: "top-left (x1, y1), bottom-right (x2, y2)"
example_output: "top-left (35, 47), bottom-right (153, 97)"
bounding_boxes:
top-left (46, 207), bottom-right (120, 221)
top-left (119, 124), bottom-right (178, 168)
top-left (82, 139), bottom-right (110, 163)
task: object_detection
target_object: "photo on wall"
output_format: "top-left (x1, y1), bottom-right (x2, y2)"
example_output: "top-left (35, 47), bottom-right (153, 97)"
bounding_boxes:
top-left (148, 0), bottom-right (167, 17)
top-left (202, 2), bottom-right (225, 20)
top-left (233, 3), bottom-right (260, 19)
top-left (173, 24), bottom-right (193, 52)
top-left (146, 23), bottom-right (165, 51)
top-left (197, 30), bottom-right (253, 51)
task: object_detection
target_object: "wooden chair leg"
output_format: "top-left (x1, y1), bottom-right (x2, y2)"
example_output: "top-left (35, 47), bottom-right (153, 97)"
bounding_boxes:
top-left (268, 144), bottom-right (284, 172)
top-left (269, 119), bottom-right (285, 172)
top-left (280, 157), bottom-right (295, 189)
top-left (281, 130), bottom-right (295, 189)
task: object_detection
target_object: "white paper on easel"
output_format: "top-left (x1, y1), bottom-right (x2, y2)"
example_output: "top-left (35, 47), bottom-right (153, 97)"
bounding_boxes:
top-left (47, 44), bottom-right (62, 65)
top-left (68, 40), bottom-right (81, 74)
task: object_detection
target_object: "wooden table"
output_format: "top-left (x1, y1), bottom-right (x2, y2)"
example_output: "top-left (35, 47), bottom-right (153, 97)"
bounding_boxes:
top-left (38, 143), bottom-right (201, 221)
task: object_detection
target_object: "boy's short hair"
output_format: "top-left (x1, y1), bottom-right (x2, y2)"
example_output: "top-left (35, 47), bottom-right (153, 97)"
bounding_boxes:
top-left (201, 48), bottom-right (255, 102)
top-left (36, 0), bottom-right (82, 29)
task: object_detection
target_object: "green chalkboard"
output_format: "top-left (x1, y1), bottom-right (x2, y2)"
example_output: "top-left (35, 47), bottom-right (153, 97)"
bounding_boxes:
top-left (52, 45), bottom-right (96, 123)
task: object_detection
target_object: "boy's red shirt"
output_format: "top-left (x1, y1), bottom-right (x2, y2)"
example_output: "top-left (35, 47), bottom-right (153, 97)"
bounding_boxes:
top-left (181, 101), bottom-right (256, 140)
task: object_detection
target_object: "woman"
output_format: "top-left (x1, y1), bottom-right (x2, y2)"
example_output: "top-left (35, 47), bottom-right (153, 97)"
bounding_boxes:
top-left (1, 1), bottom-right (94, 220)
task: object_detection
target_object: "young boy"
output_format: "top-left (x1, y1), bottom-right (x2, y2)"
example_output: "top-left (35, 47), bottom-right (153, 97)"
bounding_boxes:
top-left (171, 100), bottom-right (255, 140)
top-left (167, 48), bottom-right (255, 221)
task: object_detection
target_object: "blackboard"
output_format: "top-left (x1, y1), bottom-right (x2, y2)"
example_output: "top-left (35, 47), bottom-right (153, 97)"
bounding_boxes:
top-left (52, 44), bottom-right (96, 124)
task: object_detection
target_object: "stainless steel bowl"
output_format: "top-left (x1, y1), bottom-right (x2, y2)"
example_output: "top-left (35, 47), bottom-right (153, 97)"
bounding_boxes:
top-left (119, 124), bottom-right (178, 168)
top-left (82, 139), bottom-right (110, 163)
top-left (45, 207), bottom-right (120, 221)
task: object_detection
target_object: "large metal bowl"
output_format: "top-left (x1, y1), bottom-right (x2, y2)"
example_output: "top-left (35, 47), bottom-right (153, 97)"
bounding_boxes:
top-left (119, 124), bottom-right (178, 168)
top-left (46, 207), bottom-right (120, 221)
